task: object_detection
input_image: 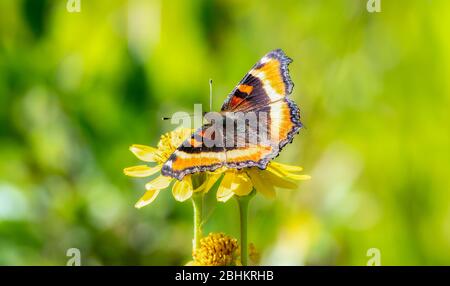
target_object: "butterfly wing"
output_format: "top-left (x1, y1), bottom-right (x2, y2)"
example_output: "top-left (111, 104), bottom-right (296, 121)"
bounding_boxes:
top-left (162, 49), bottom-right (302, 180)
top-left (221, 49), bottom-right (294, 112)
top-left (222, 98), bottom-right (302, 171)
top-left (222, 49), bottom-right (302, 169)
top-left (161, 125), bottom-right (226, 180)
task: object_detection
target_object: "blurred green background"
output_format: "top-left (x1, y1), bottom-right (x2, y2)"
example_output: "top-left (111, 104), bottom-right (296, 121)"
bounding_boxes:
top-left (0, 0), bottom-right (449, 265)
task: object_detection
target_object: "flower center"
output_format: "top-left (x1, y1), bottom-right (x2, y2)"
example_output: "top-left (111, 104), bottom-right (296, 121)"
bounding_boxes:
top-left (155, 128), bottom-right (192, 164)
top-left (193, 232), bottom-right (239, 266)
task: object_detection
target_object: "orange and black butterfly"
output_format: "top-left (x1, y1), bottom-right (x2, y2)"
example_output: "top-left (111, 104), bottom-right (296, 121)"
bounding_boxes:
top-left (161, 49), bottom-right (302, 180)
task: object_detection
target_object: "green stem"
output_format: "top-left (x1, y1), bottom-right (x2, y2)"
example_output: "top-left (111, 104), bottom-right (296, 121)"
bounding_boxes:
top-left (236, 190), bottom-right (255, 266)
top-left (191, 192), bottom-right (204, 253)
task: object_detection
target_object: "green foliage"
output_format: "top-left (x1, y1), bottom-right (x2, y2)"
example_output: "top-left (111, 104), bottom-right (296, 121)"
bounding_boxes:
top-left (0, 0), bottom-right (449, 265)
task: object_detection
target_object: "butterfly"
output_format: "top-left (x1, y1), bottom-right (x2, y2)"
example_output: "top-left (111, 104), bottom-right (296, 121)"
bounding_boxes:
top-left (161, 49), bottom-right (302, 180)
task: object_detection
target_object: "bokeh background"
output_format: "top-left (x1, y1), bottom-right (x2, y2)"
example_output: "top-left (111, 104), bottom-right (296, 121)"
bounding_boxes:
top-left (0, 0), bottom-right (449, 265)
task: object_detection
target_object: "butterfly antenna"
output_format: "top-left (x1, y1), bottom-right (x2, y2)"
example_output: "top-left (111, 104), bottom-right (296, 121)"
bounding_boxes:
top-left (209, 79), bottom-right (213, 112)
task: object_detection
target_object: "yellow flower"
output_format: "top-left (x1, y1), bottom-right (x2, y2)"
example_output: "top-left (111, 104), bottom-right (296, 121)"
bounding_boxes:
top-left (125, 127), bottom-right (310, 207)
top-left (216, 161), bottom-right (311, 202)
top-left (124, 128), bottom-right (221, 208)
top-left (189, 232), bottom-right (239, 266)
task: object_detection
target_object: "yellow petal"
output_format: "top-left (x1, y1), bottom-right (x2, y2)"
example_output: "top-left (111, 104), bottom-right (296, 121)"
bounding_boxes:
top-left (123, 165), bottom-right (161, 177)
top-left (129, 144), bottom-right (159, 162)
top-left (265, 170), bottom-right (298, 190)
top-left (145, 175), bottom-right (173, 190)
top-left (232, 173), bottom-right (254, 197)
top-left (201, 173), bottom-right (223, 193)
top-left (270, 161), bottom-right (303, 172)
top-left (286, 174), bottom-right (312, 181)
top-left (135, 189), bottom-right (160, 208)
top-left (217, 189), bottom-right (234, 202)
top-left (217, 172), bottom-right (237, 202)
top-left (217, 171), bottom-right (253, 202)
top-left (172, 176), bottom-right (194, 202)
top-left (267, 163), bottom-right (311, 181)
top-left (247, 169), bottom-right (275, 199)
top-left (266, 164), bottom-right (284, 177)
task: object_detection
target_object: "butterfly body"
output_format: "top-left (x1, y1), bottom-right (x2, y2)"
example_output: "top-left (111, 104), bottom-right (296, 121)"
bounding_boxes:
top-left (161, 49), bottom-right (302, 180)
